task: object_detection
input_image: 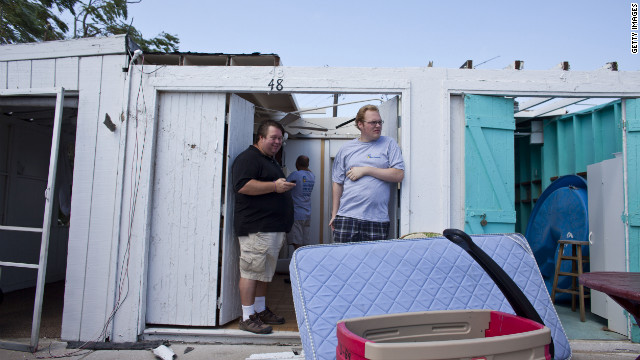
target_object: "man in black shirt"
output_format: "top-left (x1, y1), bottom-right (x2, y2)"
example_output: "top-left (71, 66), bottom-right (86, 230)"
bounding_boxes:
top-left (232, 120), bottom-right (295, 334)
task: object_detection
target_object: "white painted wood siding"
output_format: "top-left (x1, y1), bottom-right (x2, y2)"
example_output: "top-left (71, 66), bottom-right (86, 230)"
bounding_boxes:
top-left (61, 55), bottom-right (127, 341)
top-left (30, 59), bottom-right (55, 88)
top-left (0, 45), bottom-right (119, 342)
top-left (7, 61), bottom-right (31, 89)
top-left (0, 57), bottom-right (79, 91)
top-left (145, 92), bottom-right (226, 326)
top-left (0, 61), bottom-right (7, 88)
top-left (219, 94), bottom-right (254, 325)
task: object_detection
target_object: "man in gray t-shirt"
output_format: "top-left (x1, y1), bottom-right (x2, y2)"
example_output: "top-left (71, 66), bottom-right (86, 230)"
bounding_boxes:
top-left (330, 104), bottom-right (405, 242)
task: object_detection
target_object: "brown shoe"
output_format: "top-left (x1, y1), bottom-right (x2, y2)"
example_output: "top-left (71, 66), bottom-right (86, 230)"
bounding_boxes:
top-left (257, 307), bottom-right (285, 325)
top-left (239, 314), bottom-right (272, 334)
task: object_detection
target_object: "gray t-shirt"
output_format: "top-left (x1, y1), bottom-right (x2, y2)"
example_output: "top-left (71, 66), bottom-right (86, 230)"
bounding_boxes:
top-left (332, 136), bottom-right (404, 222)
top-left (287, 170), bottom-right (315, 220)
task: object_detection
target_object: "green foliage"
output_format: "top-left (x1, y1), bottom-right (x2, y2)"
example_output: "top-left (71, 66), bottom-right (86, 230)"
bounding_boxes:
top-left (107, 23), bottom-right (180, 53)
top-left (0, 0), bottom-right (72, 43)
top-left (0, 0), bottom-right (179, 52)
top-left (73, 0), bottom-right (179, 52)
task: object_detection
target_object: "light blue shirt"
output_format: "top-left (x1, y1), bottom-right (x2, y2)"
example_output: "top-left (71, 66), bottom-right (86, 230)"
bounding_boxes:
top-left (287, 170), bottom-right (315, 220)
top-left (332, 136), bottom-right (404, 222)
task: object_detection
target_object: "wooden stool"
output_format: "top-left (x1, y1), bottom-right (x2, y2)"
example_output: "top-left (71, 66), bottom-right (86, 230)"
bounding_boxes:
top-left (551, 239), bottom-right (590, 321)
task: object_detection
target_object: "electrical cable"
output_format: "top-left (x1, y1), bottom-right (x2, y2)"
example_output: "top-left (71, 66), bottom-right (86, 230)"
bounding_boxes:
top-left (35, 53), bottom-right (149, 360)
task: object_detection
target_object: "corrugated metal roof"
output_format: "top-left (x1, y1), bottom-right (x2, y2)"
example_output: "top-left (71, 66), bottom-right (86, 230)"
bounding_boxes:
top-left (285, 117), bottom-right (359, 139)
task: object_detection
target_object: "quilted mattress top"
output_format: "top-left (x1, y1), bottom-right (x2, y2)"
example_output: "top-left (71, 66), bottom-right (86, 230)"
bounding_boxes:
top-left (289, 233), bottom-right (570, 360)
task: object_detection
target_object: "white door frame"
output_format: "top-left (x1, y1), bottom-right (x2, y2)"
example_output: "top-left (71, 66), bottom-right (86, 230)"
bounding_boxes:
top-left (0, 87), bottom-right (69, 352)
top-left (131, 78), bottom-right (411, 335)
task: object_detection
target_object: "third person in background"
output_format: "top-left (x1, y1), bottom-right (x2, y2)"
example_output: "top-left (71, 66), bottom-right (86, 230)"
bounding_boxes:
top-left (286, 155), bottom-right (315, 250)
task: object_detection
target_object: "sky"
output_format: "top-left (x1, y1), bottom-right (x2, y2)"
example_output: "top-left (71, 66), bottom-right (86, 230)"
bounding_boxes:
top-left (125, 0), bottom-right (638, 115)
top-left (127, 0), bottom-right (638, 71)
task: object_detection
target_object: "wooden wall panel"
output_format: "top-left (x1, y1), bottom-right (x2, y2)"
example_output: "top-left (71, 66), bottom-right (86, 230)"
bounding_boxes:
top-left (112, 67), bottom-right (158, 341)
top-left (219, 94), bottom-right (254, 325)
top-left (61, 56), bottom-right (102, 341)
top-left (55, 57), bottom-right (79, 90)
top-left (0, 62), bottom-right (7, 89)
top-left (30, 59), bottom-right (55, 88)
top-left (7, 60), bottom-right (31, 89)
top-left (145, 92), bottom-right (225, 326)
top-left (80, 55), bottom-right (127, 340)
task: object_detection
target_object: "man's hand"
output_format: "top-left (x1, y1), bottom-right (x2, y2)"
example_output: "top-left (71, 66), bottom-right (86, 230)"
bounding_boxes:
top-left (347, 167), bottom-right (404, 183)
top-left (275, 178), bottom-right (296, 193)
top-left (346, 167), bottom-right (368, 181)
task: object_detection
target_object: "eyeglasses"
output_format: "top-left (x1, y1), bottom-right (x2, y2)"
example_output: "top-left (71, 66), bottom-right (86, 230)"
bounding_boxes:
top-left (364, 120), bottom-right (384, 126)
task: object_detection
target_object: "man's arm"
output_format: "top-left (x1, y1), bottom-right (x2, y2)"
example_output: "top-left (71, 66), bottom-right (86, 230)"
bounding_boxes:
top-left (329, 182), bottom-right (343, 230)
top-left (237, 178), bottom-right (295, 195)
top-left (346, 167), bottom-right (404, 183)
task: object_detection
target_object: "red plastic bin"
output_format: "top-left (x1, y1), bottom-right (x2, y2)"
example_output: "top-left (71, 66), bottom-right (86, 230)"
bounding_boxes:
top-left (337, 309), bottom-right (551, 360)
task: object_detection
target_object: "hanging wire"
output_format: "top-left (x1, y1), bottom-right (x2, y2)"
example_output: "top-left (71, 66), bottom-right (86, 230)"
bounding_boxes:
top-left (36, 54), bottom-right (150, 359)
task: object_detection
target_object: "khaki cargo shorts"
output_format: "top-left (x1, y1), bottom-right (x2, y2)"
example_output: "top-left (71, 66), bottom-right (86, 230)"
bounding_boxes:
top-left (238, 232), bottom-right (285, 282)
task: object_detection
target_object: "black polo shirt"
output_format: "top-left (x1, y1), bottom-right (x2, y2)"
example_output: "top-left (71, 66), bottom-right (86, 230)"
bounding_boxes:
top-left (232, 145), bottom-right (294, 236)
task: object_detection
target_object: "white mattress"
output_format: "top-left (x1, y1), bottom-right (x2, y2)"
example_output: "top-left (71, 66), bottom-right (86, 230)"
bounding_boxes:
top-left (290, 233), bottom-right (570, 360)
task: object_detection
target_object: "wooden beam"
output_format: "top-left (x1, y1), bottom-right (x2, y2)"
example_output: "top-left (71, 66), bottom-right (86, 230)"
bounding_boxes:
top-left (459, 60), bottom-right (473, 69)
top-left (515, 98), bottom-right (586, 119)
top-left (504, 60), bottom-right (524, 70)
top-left (0, 35), bottom-right (127, 61)
top-left (516, 97), bottom-right (553, 111)
top-left (551, 61), bottom-right (570, 71)
top-left (0, 97), bottom-right (78, 108)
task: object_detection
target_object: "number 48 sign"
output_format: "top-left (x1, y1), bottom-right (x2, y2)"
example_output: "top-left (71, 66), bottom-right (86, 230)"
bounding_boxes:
top-left (268, 78), bottom-right (284, 91)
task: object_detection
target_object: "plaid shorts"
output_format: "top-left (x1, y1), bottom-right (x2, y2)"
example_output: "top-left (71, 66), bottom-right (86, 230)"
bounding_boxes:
top-left (332, 215), bottom-right (390, 243)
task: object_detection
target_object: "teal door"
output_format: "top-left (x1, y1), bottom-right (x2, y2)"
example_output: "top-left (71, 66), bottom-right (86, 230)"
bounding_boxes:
top-left (626, 98), bottom-right (640, 272)
top-left (625, 98), bottom-right (640, 342)
top-left (464, 94), bottom-right (516, 234)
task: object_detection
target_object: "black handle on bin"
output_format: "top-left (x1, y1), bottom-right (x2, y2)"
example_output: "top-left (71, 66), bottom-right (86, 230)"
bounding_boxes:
top-left (442, 228), bottom-right (554, 358)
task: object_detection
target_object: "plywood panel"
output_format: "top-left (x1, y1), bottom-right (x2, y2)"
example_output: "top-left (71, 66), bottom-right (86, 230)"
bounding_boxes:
top-left (79, 55), bottom-right (127, 340)
top-left (191, 94), bottom-right (224, 325)
top-left (219, 94), bottom-right (255, 325)
top-left (7, 60), bottom-right (31, 89)
top-left (145, 92), bottom-right (226, 326)
top-left (30, 59), bottom-right (55, 88)
top-left (61, 56), bottom-right (102, 341)
top-left (110, 67), bottom-right (155, 341)
top-left (0, 62), bottom-right (7, 89)
top-left (55, 57), bottom-right (79, 90)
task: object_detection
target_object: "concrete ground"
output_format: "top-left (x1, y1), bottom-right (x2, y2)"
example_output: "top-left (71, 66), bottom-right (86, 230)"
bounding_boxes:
top-left (2, 281), bottom-right (639, 359)
top-left (0, 340), bottom-right (302, 360)
top-left (1, 339), bottom-right (640, 359)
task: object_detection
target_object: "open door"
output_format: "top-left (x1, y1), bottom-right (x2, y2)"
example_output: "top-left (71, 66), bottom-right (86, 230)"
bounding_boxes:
top-left (464, 94), bottom-right (516, 234)
top-left (378, 96), bottom-right (400, 238)
top-left (0, 88), bottom-right (65, 352)
top-left (219, 95), bottom-right (255, 325)
top-left (145, 92), bottom-right (226, 326)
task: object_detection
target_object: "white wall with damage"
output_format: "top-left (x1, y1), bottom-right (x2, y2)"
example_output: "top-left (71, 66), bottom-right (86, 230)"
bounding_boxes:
top-left (3, 35), bottom-right (640, 344)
